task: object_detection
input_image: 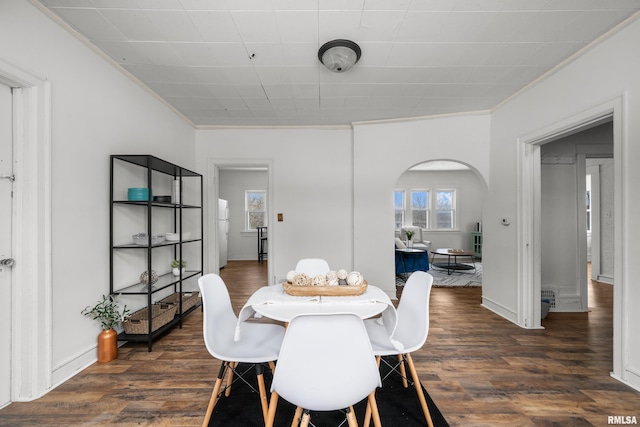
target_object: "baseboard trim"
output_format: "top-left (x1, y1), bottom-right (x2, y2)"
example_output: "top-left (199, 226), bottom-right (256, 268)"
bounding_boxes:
top-left (50, 341), bottom-right (127, 396)
top-left (481, 296), bottom-right (518, 325)
top-left (596, 275), bottom-right (614, 284)
top-left (51, 346), bottom-right (99, 393)
top-left (610, 371), bottom-right (640, 393)
top-left (11, 345), bottom-right (98, 403)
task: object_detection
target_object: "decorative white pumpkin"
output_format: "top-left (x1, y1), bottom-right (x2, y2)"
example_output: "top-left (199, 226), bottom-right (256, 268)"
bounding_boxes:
top-left (347, 271), bottom-right (364, 286)
top-left (327, 276), bottom-right (340, 286)
top-left (312, 274), bottom-right (327, 286)
top-left (286, 270), bottom-right (297, 283)
top-left (337, 269), bottom-right (348, 280)
top-left (292, 273), bottom-right (311, 287)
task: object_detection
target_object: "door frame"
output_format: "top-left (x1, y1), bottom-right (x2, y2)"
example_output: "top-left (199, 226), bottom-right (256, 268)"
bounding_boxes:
top-left (586, 164), bottom-right (603, 282)
top-left (0, 59), bottom-right (52, 402)
top-left (516, 94), bottom-right (625, 381)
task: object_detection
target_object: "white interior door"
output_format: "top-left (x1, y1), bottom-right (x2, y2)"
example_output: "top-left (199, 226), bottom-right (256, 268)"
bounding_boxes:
top-left (0, 83), bottom-right (13, 408)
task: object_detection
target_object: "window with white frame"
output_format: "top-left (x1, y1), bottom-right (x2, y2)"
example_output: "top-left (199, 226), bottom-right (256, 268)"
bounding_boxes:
top-left (411, 190), bottom-right (429, 229)
top-left (246, 190), bottom-right (266, 231)
top-left (435, 189), bottom-right (455, 229)
top-left (394, 188), bottom-right (457, 230)
top-left (394, 190), bottom-right (404, 230)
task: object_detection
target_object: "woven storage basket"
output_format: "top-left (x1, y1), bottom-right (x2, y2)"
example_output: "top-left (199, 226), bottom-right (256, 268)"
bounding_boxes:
top-left (123, 303), bottom-right (177, 335)
top-left (159, 292), bottom-right (200, 313)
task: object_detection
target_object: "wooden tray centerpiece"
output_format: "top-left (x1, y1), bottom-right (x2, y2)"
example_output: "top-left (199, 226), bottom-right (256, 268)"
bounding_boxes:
top-left (282, 269), bottom-right (368, 296)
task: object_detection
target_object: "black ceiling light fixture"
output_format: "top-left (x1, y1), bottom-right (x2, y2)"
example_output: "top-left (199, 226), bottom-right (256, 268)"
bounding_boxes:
top-left (318, 39), bottom-right (361, 73)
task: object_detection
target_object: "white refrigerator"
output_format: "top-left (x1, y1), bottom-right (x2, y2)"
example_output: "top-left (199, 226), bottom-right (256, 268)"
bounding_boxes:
top-left (218, 199), bottom-right (229, 268)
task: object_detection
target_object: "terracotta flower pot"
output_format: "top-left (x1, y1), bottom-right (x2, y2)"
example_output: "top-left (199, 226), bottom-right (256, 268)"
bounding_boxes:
top-left (97, 328), bottom-right (118, 363)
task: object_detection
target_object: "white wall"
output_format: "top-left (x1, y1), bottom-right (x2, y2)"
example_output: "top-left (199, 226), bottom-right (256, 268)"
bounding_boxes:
top-left (395, 169), bottom-right (484, 251)
top-left (0, 0), bottom-right (195, 390)
top-left (352, 115), bottom-right (491, 297)
top-left (487, 16), bottom-right (640, 389)
top-left (196, 118), bottom-right (491, 301)
top-left (219, 169), bottom-right (268, 260)
top-left (196, 128), bottom-right (354, 283)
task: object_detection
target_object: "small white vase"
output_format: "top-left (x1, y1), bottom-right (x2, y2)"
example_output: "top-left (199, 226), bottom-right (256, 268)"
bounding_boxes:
top-left (407, 240), bottom-right (414, 248)
top-left (172, 267), bottom-right (185, 276)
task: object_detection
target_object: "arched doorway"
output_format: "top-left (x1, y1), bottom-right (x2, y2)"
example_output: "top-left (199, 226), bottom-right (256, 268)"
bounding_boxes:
top-left (393, 160), bottom-right (486, 288)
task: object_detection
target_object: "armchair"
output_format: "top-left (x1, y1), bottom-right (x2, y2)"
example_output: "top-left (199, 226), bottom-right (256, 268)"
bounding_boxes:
top-left (400, 226), bottom-right (431, 251)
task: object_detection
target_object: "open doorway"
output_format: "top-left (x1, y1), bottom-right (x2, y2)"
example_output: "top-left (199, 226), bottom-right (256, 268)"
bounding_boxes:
top-left (208, 160), bottom-right (272, 287)
top-left (517, 100), bottom-right (625, 381)
top-left (539, 120), bottom-right (613, 315)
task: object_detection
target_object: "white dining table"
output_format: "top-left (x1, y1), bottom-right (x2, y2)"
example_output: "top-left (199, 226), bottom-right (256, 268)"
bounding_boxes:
top-left (235, 283), bottom-right (404, 352)
top-left (254, 284), bottom-right (390, 322)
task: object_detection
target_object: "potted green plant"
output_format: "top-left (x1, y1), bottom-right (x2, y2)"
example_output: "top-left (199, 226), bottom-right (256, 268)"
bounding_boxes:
top-left (405, 230), bottom-right (415, 248)
top-left (171, 259), bottom-right (187, 276)
top-left (81, 294), bottom-right (129, 363)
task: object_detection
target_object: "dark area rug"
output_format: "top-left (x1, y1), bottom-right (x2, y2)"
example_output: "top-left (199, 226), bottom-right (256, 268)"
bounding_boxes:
top-left (209, 357), bottom-right (449, 426)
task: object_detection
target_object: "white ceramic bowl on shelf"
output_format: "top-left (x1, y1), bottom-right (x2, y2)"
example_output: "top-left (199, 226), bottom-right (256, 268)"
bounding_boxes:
top-left (132, 233), bottom-right (165, 245)
top-left (165, 232), bottom-right (191, 241)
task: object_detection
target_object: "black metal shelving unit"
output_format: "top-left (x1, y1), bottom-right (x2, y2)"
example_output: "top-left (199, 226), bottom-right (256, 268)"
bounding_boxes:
top-left (110, 155), bottom-right (203, 351)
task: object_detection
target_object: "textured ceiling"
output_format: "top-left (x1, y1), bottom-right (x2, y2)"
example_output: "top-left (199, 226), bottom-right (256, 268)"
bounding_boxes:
top-left (36, 0), bottom-right (640, 127)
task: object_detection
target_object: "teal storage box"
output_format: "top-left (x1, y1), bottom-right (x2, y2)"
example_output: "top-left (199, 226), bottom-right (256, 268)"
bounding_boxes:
top-left (128, 187), bottom-right (152, 201)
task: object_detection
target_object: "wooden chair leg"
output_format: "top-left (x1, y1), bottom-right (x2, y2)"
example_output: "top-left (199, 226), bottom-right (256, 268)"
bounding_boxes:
top-left (256, 365), bottom-right (269, 423)
top-left (346, 406), bottom-right (358, 427)
top-left (291, 407), bottom-right (303, 427)
top-left (202, 362), bottom-right (228, 427)
top-left (225, 361), bottom-right (236, 397)
top-left (406, 353), bottom-right (434, 427)
top-left (265, 391), bottom-right (279, 427)
top-left (269, 360), bottom-right (276, 373)
top-left (363, 402), bottom-right (371, 427)
top-left (398, 354), bottom-right (409, 388)
top-left (363, 392), bottom-right (373, 427)
top-left (300, 410), bottom-right (311, 427)
top-left (363, 356), bottom-right (382, 427)
top-left (367, 391), bottom-right (382, 427)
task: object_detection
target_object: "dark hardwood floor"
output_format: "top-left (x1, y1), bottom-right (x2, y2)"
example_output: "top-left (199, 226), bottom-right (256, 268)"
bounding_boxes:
top-left (0, 261), bottom-right (637, 426)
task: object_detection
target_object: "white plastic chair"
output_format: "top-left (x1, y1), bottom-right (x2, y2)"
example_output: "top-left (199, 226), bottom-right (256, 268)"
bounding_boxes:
top-left (363, 271), bottom-right (435, 427)
top-left (198, 273), bottom-right (285, 426)
top-left (265, 313), bottom-right (382, 427)
top-left (294, 258), bottom-right (331, 276)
